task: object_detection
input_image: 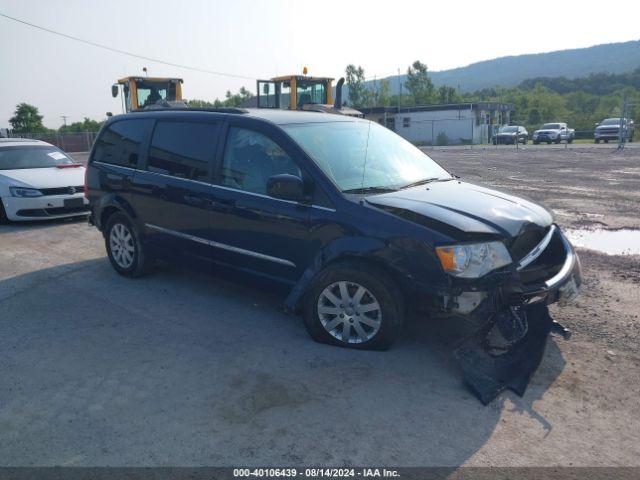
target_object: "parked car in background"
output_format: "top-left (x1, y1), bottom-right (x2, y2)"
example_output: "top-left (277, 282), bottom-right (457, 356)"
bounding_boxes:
top-left (532, 123), bottom-right (574, 144)
top-left (492, 125), bottom-right (528, 144)
top-left (594, 118), bottom-right (635, 143)
top-left (0, 139), bottom-right (89, 223)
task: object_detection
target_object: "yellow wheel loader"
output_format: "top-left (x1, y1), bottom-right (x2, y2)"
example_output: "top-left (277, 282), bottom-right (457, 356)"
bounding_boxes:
top-left (256, 70), bottom-right (362, 117)
top-left (111, 76), bottom-right (184, 113)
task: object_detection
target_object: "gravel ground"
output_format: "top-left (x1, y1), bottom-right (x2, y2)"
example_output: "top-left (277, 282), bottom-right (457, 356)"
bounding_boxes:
top-left (0, 146), bottom-right (638, 467)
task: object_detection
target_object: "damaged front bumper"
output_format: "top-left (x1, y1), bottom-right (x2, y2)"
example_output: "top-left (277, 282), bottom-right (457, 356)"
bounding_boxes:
top-left (448, 226), bottom-right (582, 404)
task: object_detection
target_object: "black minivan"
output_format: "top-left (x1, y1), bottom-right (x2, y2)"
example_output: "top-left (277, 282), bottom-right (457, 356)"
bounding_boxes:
top-left (87, 108), bottom-right (581, 356)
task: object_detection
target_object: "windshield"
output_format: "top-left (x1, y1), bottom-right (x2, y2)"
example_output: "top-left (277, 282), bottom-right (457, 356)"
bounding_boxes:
top-left (500, 126), bottom-right (519, 133)
top-left (0, 146), bottom-right (76, 170)
top-left (541, 123), bottom-right (561, 129)
top-left (134, 81), bottom-right (177, 109)
top-left (601, 118), bottom-right (621, 125)
top-left (283, 120), bottom-right (451, 192)
top-left (296, 81), bottom-right (327, 106)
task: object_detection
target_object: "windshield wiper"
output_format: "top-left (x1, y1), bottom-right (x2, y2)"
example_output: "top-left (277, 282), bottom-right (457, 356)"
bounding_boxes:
top-left (398, 176), bottom-right (454, 190)
top-left (342, 186), bottom-right (398, 194)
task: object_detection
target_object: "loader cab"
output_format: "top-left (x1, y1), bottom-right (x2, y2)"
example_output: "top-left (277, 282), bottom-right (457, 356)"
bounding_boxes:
top-left (112, 77), bottom-right (183, 113)
top-left (257, 75), bottom-right (333, 110)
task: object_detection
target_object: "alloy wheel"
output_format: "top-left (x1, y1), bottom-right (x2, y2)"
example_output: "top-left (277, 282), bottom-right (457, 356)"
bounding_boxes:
top-left (317, 281), bottom-right (382, 344)
top-left (109, 223), bottom-right (135, 269)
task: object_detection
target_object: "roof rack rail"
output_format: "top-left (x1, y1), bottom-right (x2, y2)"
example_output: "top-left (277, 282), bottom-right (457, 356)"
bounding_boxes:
top-left (128, 106), bottom-right (249, 114)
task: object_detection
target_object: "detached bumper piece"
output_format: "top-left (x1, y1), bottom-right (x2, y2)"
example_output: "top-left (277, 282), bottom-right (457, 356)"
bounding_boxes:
top-left (455, 303), bottom-right (553, 404)
top-left (454, 226), bottom-right (581, 404)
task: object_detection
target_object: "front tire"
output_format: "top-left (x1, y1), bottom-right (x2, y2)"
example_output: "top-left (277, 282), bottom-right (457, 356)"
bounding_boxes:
top-left (302, 261), bottom-right (404, 350)
top-left (0, 199), bottom-right (8, 225)
top-left (104, 212), bottom-right (151, 277)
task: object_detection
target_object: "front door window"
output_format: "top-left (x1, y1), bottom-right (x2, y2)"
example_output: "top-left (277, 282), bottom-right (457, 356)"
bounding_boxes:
top-left (221, 127), bottom-right (301, 195)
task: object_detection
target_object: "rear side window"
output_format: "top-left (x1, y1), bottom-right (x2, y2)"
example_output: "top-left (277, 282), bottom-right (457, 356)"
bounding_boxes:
top-left (147, 121), bottom-right (218, 181)
top-left (93, 119), bottom-right (153, 168)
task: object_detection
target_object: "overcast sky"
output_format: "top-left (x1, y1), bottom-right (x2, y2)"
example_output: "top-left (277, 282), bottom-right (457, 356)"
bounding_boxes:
top-left (1, 0), bottom-right (639, 128)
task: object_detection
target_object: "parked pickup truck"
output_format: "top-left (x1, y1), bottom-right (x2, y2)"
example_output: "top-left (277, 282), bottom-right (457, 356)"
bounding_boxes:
top-left (594, 118), bottom-right (635, 143)
top-left (532, 123), bottom-right (575, 144)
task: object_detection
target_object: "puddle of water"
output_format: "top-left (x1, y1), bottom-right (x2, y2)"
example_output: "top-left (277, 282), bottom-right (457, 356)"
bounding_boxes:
top-left (566, 228), bottom-right (640, 256)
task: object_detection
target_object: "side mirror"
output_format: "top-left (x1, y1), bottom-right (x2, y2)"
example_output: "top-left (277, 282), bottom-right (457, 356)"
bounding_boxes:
top-left (594, 122), bottom-right (599, 127)
top-left (266, 174), bottom-right (304, 202)
top-left (111, 84), bottom-right (119, 98)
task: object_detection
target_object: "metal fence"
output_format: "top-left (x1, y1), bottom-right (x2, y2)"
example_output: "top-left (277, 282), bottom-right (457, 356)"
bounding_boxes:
top-left (6, 131), bottom-right (97, 153)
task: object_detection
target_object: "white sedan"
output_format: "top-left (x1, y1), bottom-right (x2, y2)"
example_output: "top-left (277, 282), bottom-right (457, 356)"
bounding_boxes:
top-left (0, 139), bottom-right (89, 222)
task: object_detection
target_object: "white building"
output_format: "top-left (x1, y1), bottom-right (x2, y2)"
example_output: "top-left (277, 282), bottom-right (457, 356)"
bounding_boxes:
top-left (358, 103), bottom-right (513, 145)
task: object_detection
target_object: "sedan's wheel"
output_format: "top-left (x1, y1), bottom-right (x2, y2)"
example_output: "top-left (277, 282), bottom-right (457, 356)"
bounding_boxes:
top-left (303, 261), bottom-right (404, 350)
top-left (105, 212), bottom-right (151, 277)
top-left (0, 200), bottom-right (8, 224)
top-left (317, 281), bottom-right (382, 344)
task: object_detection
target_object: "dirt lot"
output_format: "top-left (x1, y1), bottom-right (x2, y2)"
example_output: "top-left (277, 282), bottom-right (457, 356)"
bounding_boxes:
top-left (0, 145), bottom-right (638, 467)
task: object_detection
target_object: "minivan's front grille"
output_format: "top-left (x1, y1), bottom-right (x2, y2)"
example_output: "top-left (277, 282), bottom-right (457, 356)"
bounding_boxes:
top-left (517, 229), bottom-right (566, 285)
top-left (40, 185), bottom-right (85, 196)
top-left (507, 226), bottom-right (550, 263)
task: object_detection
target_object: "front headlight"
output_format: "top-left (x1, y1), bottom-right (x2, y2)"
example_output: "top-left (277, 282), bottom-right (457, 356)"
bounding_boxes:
top-left (436, 241), bottom-right (512, 278)
top-left (9, 187), bottom-right (43, 198)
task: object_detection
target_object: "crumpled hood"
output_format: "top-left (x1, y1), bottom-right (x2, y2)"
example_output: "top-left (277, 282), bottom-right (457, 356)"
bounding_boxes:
top-left (366, 180), bottom-right (553, 239)
top-left (0, 166), bottom-right (85, 189)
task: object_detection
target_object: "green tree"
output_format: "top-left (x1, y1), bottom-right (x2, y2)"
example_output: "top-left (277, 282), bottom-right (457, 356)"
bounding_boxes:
top-left (9, 103), bottom-right (47, 133)
top-left (376, 79), bottom-right (391, 107)
top-left (187, 87), bottom-right (253, 109)
top-left (345, 64), bottom-right (371, 108)
top-left (59, 117), bottom-right (103, 133)
top-left (437, 85), bottom-right (459, 104)
top-left (186, 99), bottom-right (216, 108)
top-left (405, 61), bottom-right (435, 105)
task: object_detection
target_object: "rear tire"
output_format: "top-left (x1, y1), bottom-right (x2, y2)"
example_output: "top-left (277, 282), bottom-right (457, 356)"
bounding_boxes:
top-left (104, 212), bottom-right (152, 277)
top-left (302, 261), bottom-right (404, 350)
top-left (595, 139), bottom-right (600, 144)
top-left (604, 139), bottom-right (609, 144)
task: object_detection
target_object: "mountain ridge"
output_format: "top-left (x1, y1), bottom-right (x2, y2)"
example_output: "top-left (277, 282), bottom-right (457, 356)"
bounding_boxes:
top-left (363, 39), bottom-right (640, 94)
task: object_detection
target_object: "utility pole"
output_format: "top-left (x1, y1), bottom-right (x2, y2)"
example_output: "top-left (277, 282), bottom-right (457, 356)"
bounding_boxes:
top-left (61, 115), bottom-right (68, 129)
